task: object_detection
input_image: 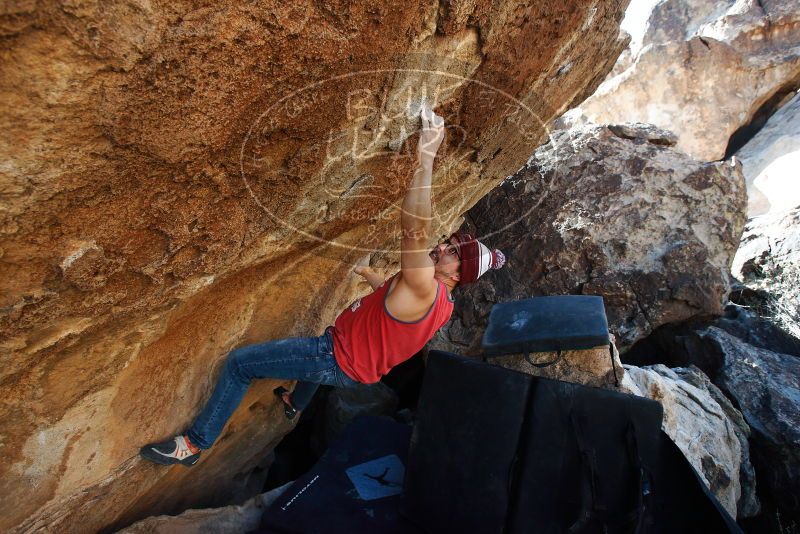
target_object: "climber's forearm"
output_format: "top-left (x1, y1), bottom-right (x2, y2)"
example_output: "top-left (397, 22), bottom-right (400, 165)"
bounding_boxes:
top-left (399, 107), bottom-right (442, 276)
top-left (400, 160), bottom-right (433, 240)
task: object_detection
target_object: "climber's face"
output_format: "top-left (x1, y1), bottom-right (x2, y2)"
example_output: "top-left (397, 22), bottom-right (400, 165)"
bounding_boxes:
top-left (430, 237), bottom-right (461, 283)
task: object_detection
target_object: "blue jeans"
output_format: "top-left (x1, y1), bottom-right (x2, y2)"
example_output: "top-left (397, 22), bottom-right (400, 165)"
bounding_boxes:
top-left (186, 328), bottom-right (359, 450)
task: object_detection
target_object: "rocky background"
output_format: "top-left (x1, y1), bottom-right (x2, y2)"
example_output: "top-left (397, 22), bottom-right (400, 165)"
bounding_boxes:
top-left (432, 123), bottom-right (747, 353)
top-left (0, 1), bottom-right (631, 532)
top-left (3, 0), bottom-right (800, 532)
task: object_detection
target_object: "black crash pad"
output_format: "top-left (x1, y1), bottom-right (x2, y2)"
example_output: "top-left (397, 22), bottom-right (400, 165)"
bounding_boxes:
top-left (507, 376), bottom-right (664, 533)
top-left (482, 295), bottom-right (610, 356)
top-left (260, 416), bottom-right (420, 534)
top-left (403, 351), bottom-right (742, 534)
top-left (403, 350), bottom-right (532, 534)
top-left (652, 432), bottom-right (743, 533)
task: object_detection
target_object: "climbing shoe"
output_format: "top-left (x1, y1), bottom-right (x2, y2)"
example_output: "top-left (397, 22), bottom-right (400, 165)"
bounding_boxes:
top-left (274, 386), bottom-right (298, 420)
top-left (140, 435), bottom-right (201, 466)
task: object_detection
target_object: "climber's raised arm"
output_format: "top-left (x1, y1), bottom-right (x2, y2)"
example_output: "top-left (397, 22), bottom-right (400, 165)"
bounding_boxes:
top-left (398, 107), bottom-right (445, 296)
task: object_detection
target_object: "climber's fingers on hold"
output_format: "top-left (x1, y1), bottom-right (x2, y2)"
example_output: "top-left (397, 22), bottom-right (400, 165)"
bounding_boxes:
top-left (420, 105), bottom-right (432, 129)
top-left (432, 111), bottom-right (444, 129)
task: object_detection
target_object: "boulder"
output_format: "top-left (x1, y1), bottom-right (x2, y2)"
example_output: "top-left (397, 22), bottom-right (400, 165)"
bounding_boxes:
top-left (579, 0), bottom-right (800, 161)
top-left (623, 364), bottom-right (757, 518)
top-left (671, 366), bottom-right (760, 518)
top-left (735, 91), bottom-right (800, 216)
top-left (492, 337), bottom-right (625, 389)
top-left (117, 481), bottom-right (293, 534)
top-left (432, 122), bottom-right (746, 353)
top-left (0, 2), bottom-right (631, 531)
top-left (620, 303), bottom-right (800, 380)
top-left (699, 327), bottom-right (800, 522)
top-left (715, 304), bottom-right (800, 357)
top-left (732, 207), bottom-right (800, 338)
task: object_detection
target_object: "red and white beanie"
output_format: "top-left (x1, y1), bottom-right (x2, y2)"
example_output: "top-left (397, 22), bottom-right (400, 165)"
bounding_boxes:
top-left (451, 231), bottom-right (506, 285)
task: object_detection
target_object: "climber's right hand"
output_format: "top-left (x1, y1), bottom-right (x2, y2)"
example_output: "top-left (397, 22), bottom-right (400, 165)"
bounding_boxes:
top-left (417, 105), bottom-right (445, 166)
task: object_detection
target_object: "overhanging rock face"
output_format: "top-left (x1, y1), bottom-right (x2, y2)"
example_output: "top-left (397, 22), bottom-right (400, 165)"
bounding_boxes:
top-left (0, 1), bottom-right (630, 532)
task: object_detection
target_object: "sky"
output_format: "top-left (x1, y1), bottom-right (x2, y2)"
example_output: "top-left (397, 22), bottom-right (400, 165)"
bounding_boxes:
top-left (620, 0), bottom-right (662, 53)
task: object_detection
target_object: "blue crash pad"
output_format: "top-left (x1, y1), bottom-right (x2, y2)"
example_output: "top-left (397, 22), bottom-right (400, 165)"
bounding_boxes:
top-left (481, 295), bottom-right (610, 356)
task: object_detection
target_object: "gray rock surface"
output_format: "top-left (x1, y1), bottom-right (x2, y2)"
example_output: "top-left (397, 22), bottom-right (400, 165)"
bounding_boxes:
top-left (736, 91), bottom-right (800, 216)
top-left (579, 0), bottom-right (800, 161)
top-left (715, 304), bottom-right (800, 357)
top-left (117, 481), bottom-right (293, 533)
top-left (433, 123), bottom-right (746, 353)
top-left (700, 327), bottom-right (800, 521)
top-left (732, 207), bottom-right (800, 338)
top-left (672, 365), bottom-right (760, 518)
top-left (623, 364), bottom-right (754, 518)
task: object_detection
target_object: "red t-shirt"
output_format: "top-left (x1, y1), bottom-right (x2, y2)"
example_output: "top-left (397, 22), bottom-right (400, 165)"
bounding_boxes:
top-left (331, 274), bottom-right (455, 383)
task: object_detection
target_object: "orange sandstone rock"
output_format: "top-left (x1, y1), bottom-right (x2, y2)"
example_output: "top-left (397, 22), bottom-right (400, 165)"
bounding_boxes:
top-left (0, 1), bottom-right (629, 531)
